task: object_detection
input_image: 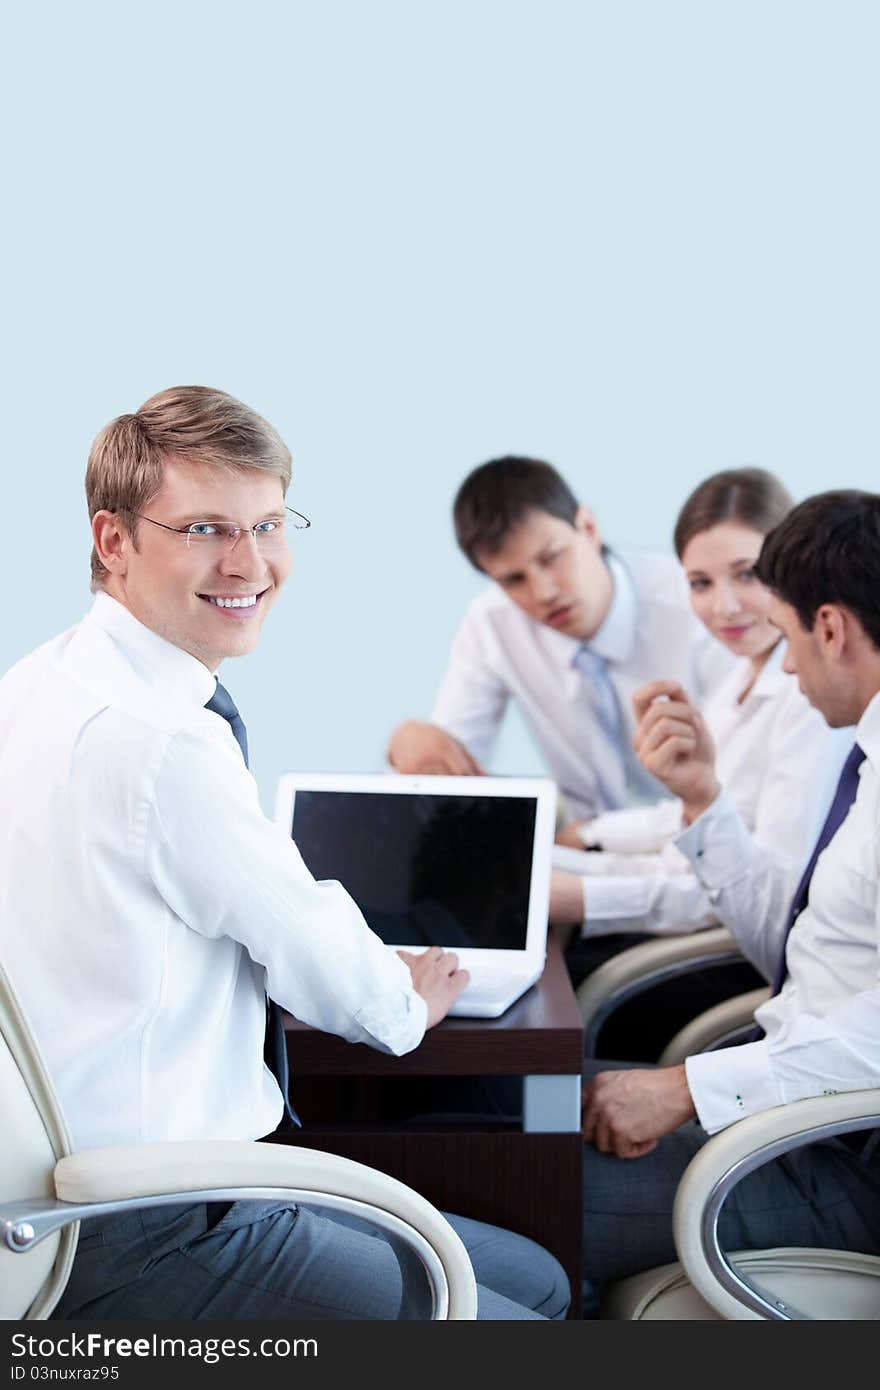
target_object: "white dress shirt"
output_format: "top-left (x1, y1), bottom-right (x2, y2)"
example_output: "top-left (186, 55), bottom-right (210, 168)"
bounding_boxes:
top-left (0, 594), bottom-right (426, 1151)
top-left (431, 551), bottom-right (733, 820)
top-left (575, 643), bottom-right (852, 935)
top-left (680, 690), bottom-right (880, 1135)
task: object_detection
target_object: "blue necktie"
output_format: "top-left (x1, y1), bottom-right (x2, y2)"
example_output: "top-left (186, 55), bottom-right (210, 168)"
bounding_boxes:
top-left (572, 645), bottom-right (627, 811)
top-left (205, 681), bottom-right (300, 1129)
top-left (768, 741), bottom-right (866, 998)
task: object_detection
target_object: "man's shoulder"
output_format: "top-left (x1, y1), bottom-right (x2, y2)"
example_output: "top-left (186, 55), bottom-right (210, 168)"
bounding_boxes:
top-left (451, 585), bottom-right (536, 645)
top-left (461, 584), bottom-right (516, 620)
top-left (3, 625), bottom-right (206, 748)
top-left (617, 549), bottom-right (689, 610)
top-left (2, 623), bottom-right (77, 672)
top-left (54, 613), bottom-right (212, 743)
top-left (459, 584), bottom-right (548, 635)
top-left (0, 625), bottom-right (78, 706)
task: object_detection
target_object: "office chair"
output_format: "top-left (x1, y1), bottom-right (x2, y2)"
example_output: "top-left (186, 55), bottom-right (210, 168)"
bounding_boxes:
top-left (656, 986), bottom-right (771, 1064)
top-left (598, 986), bottom-right (880, 1319)
top-left (576, 927), bottom-right (748, 1057)
top-left (0, 959), bottom-right (478, 1320)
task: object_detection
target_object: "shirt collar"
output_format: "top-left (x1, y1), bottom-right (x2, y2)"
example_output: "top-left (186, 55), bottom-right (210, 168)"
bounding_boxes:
top-left (571, 551), bottom-right (636, 667)
top-left (86, 592), bottom-right (218, 710)
top-left (744, 637), bottom-right (788, 700)
top-left (856, 688), bottom-right (880, 771)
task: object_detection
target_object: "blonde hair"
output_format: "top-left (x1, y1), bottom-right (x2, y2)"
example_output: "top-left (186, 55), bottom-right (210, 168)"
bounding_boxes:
top-left (85, 385), bottom-right (292, 590)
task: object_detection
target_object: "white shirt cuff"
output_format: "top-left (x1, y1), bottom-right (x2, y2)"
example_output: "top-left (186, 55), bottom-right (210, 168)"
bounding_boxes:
top-left (674, 789), bottom-right (755, 895)
top-left (355, 975), bottom-right (428, 1055)
top-left (588, 799), bottom-right (684, 854)
top-left (581, 875), bottom-right (651, 932)
top-left (577, 819), bottom-right (603, 849)
top-left (685, 1041), bottom-right (781, 1134)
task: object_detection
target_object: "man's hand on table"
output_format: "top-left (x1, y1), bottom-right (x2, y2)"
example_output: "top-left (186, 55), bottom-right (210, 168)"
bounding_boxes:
top-left (398, 945), bottom-right (470, 1027)
top-left (388, 720), bottom-right (486, 776)
top-left (582, 1065), bottom-right (697, 1159)
top-left (555, 820), bottom-right (589, 849)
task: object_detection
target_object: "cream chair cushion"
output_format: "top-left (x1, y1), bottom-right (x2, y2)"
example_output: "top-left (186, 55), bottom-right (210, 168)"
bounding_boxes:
top-left (603, 1248), bottom-right (880, 1320)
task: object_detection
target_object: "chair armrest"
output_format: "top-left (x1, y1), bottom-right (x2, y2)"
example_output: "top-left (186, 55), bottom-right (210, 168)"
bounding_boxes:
top-left (657, 987), bottom-right (771, 1066)
top-left (673, 1089), bottom-right (880, 1319)
top-left (54, 1140), bottom-right (448, 1215)
top-left (2, 1142), bottom-right (477, 1320)
top-left (576, 928), bottom-right (742, 1055)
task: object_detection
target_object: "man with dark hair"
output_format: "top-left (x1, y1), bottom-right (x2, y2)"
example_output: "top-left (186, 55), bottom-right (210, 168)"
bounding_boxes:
top-left (389, 456), bottom-right (730, 825)
top-left (578, 489), bottom-right (880, 1305)
top-left (452, 456), bottom-right (583, 566)
top-left (755, 489), bottom-right (880, 652)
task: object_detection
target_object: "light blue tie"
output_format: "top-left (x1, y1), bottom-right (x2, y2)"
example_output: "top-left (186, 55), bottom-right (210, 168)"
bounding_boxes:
top-left (572, 645), bottom-right (627, 811)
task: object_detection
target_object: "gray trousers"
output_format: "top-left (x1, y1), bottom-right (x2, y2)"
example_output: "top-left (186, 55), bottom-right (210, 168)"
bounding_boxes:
top-left (582, 1060), bottom-right (880, 1295)
top-left (51, 1202), bottom-right (570, 1321)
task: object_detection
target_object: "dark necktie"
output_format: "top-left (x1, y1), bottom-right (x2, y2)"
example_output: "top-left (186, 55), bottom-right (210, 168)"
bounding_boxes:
top-left (205, 680), bottom-right (300, 1129)
top-left (768, 741), bottom-right (867, 999)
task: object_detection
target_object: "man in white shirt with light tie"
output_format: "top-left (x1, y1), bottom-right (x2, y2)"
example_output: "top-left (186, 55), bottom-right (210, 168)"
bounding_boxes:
top-left (0, 386), bottom-right (569, 1321)
top-left (388, 456), bottom-right (732, 822)
top-left (579, 490), bottom-right (880, 1303)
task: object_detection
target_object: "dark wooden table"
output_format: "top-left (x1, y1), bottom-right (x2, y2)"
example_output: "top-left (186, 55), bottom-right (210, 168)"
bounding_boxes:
top-left (273, 934), bottom-right (584, 1316)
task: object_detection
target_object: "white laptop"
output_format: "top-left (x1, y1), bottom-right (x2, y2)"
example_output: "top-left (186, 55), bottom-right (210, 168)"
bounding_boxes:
top-left (274, 773), bottom-right (557, 1018)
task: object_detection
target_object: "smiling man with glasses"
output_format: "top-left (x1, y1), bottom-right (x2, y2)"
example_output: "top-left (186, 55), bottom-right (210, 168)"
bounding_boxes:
top-left (0, 385), bottom-right (569, 1322)
top-left (88, 408), bottom-right (309, 669)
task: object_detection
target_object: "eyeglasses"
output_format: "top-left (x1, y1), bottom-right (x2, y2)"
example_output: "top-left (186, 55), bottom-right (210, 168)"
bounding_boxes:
top-left (133, 506), bottom-right (311, 552)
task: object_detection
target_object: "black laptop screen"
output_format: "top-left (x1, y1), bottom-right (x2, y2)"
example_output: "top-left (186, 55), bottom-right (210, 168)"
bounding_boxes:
top-left (290, 790), bottom-right (537, 951)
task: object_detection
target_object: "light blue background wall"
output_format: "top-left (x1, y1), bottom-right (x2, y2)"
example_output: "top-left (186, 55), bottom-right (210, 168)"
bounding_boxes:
top-left (4, 1), bottom-right (878, 810)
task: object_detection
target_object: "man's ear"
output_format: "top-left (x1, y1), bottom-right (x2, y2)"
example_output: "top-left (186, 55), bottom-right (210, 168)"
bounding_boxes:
top-left (92, 510), bottom-right (130, 578)
top-left (574, 505), bottom-right (603, 550)
top-left (814, 603), bottom-right (848, 660)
